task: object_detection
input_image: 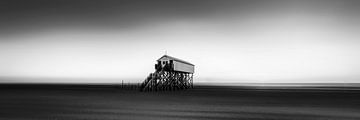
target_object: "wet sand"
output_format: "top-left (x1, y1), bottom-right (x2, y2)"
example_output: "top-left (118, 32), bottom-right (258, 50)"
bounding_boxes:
top-left (1, 84), bottom-right (360, 120)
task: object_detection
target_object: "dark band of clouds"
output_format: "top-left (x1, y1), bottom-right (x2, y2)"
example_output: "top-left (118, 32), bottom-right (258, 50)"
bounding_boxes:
top-left (1, 0), bottom-right (359, 37)
top-left (0, 0), bottom-right (250, 36)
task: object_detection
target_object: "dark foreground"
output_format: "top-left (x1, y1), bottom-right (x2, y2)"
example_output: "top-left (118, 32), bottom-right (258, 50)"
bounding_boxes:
top-left (1, 84), bottom-right (360, 120)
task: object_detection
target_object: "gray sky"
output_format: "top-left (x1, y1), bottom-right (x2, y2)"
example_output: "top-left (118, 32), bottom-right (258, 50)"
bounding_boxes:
top-left (1, 0), bottom-right (360, 83)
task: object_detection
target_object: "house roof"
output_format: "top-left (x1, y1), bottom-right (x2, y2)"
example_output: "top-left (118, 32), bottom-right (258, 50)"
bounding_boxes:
top-left (157, 55), bottom-right (194, 66)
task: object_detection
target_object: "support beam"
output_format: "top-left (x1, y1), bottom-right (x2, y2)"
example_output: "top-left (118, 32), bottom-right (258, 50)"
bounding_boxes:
top-left (140, 70), bottom-right (193, 91)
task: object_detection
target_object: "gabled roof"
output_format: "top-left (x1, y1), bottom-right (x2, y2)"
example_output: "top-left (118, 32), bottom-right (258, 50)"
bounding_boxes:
top-left (157, 55), bottom-right (194, 66)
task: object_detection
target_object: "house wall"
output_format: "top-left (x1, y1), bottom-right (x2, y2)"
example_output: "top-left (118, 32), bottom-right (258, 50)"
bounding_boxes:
top-left (158, 57), bottom-right (170, 67)
top-left (158, 57), bottom-right (194, 73)
top-left (173, 61), bottom-right (194, 73)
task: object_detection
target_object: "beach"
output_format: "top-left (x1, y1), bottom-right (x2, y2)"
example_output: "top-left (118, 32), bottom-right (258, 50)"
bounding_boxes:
top-left (1, 85), bottom-right (360, 120)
